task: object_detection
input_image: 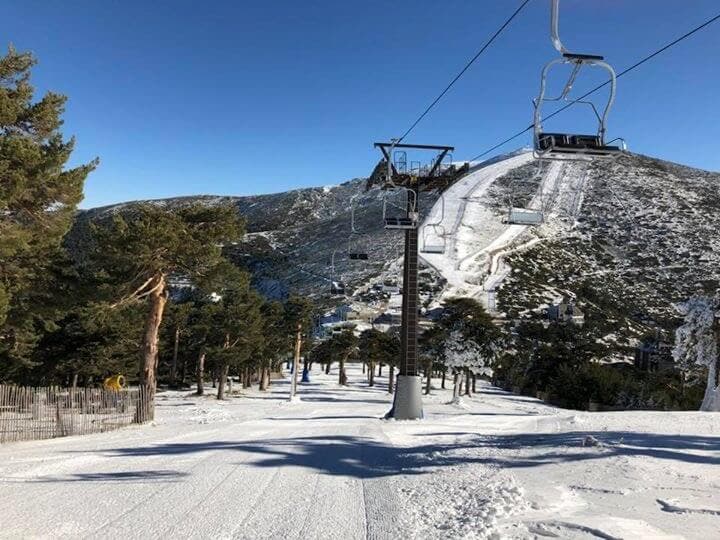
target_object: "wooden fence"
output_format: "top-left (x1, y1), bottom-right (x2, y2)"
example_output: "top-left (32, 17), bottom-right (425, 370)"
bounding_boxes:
top-left (0, 385), bottom-right (151, 443)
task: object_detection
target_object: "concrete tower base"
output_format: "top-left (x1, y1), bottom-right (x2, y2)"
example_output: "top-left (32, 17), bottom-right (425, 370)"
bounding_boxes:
top-left (385, 375), bottom-right (423, 420)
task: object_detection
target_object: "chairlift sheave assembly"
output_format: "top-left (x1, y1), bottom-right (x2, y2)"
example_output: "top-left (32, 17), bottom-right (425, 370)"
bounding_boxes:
top-left (533, 0), bottom-right (627, 160)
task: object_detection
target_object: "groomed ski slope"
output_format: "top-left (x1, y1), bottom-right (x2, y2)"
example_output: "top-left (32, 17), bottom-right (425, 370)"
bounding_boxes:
top-left (419, 151), bottom-right (587, 309)
top-left (1, 365), bottom-right (718, 539)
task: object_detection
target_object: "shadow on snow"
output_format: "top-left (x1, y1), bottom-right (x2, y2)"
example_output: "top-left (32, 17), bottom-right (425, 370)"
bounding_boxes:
top-left (69, 430), bottom-right (720, 482)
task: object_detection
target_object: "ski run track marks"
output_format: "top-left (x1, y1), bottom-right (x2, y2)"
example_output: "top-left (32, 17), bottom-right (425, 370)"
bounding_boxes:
top-left (419, 151), bottom-right (591, 311)
top-left (1, 365), bottom-right (718, 539)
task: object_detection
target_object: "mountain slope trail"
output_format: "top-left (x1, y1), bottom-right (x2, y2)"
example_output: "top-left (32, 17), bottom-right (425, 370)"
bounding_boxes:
top-left (419, 152), bottom-right (535, 300)
top-left (1, 367), bottom-right (718, 539)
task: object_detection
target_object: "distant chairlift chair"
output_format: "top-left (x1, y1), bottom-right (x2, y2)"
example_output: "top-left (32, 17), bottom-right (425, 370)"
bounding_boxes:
top-left (420, 194), bottom-right (447, 254)
top-left (348, 194), bottom-right (369, 260)
top-left (348, 235), bottom-right (369, 260)
top-left (330, 280), bottom-right (346, 296)
top-left (533, 0), bottom-right (626, 160)
top-left (506, 178), bottom-right (544, 226)
top-left (329, 249), bottom-right (347, 296)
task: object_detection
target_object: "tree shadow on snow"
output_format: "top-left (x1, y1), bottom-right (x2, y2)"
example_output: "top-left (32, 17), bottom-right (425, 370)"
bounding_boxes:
top-left (422, 430), bottom-right (720, 467)
top-left (17, 469), bottom-right (190, 484)
top-left (86, 431), bottom-right (720, 481)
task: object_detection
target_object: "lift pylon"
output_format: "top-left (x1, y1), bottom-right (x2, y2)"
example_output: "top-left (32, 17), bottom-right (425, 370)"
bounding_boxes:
top-left (370, 142), bottom-right (466, 420)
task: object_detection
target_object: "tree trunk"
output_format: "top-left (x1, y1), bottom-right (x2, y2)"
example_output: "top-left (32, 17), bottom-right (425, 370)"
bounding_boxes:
top-left (137, 272), bottom-right (168, 422)
top-left (259, 361), bottom-right (270, 391)
top-left (701, 360), bottom-right (720, 411)
top-left (289, 323), bottom-right (302, 400)
top-left (441, 370), bottom-right (446, 389)
top-left (71, 373), bottom-right (78, 390)
top-left (452, 372), bottom-right (460, 400)
top-left (465, 370), bottom-right (472, 397)
top-left (362, 362), bottom-right (366, 374)
top-left (378, 363), bottom-right (383, 377)
top-left (368, 361), bottom-right (375, 387)
top-left (196, 352), bottom-right (206, 396)
top-left (339, 354), bottom-right (348, 386)
top-left (388, 365), bottom-right (395, 394)
top-left (425, 367), bottom-right (431, 395)
top-left (325, 362), bottom-right (331, 374)
top-left (217, 363), bottom-right (229, 400)
top-left (170, 325), bottom-right (180, 386)
top-left (472, 373), bottom-right (477, 394)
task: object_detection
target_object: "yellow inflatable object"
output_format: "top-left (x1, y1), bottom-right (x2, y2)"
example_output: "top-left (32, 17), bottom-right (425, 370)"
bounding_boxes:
top-left (103, 375), bottom-right (126, 391)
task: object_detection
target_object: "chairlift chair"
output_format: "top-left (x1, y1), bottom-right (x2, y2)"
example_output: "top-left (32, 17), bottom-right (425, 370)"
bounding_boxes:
top-left (505, 177), bottom-right (544, 226)
top-left (533, 0), bottom-right (626, 160)
top-left (420, 193), bottom-right (447, 254)
top-left (421, 225), bottom-right (447, 253)
top-left (383, 187), bottom-right (419, 230)
top-left (330, 280), bottom-right (346, 296)
top-left (348, 234), bottom-right (369, 261)
top-left (329, 249), bottom-right (347, 296)
top-left (348, 194), bottom-right (369, 260)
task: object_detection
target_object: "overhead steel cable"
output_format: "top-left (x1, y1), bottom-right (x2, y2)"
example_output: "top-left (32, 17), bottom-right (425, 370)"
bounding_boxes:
top-left (396, 0), bottom-right (533, 143)
top-left (468, 11), bottom-right (720, 161)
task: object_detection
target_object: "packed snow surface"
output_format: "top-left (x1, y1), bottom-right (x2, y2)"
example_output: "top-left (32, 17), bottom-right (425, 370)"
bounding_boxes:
top-left (1, 366), bottom-right (718, 539)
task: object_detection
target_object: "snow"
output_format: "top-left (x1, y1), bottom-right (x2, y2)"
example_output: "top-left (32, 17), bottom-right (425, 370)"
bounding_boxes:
top-left (1, 365), bottom-right (718, 539)
top-left (673, 296), bottom-right (720, 411)
top-left (418, 152), bottom-right (601, 314)
top-left (419, 152), bottom-right (535, 301)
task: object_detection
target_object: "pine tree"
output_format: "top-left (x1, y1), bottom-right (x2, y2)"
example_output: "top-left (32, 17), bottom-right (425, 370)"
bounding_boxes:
top-left (208, 274), bottom-right (264, 400)
top-left (0, 46), bottom-right (97, 379)
top-left (283, 295), bottom-right (314, 398)
top-left (330, 329), bottom-right (358, 386)
top-left (434, 298), bottom-right (503, 400)
top-left (673, 296), bottom-right (720, 412)
top-left (91, 203), bottom-right (244, 420)
top-left (257, 300), bottom-right (286, 390)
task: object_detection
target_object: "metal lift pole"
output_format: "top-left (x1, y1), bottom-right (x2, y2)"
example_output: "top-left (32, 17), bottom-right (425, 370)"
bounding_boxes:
top-left (371, 142), bottom-right (456, 420)
top-left (400, 186), bottom-right (419, 380)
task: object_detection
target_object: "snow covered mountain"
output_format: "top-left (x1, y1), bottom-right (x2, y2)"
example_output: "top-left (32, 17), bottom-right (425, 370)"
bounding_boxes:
top-left (418, 150), bottom-right (720, 357)
top-left (74, 179), bottom-right (441, 304)
top-left (76, 150), bottom-right (720, 349)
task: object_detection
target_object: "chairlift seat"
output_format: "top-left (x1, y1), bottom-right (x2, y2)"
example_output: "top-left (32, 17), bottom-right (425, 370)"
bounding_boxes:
top-left (384, 217), bottom-right (417, 230)
top-left (563, 52), bottom-right (604, 61)
top-left (349, 253), bottom-right (369, 261)
top-left (420, 245), bottom-right (445, 254)
top-left (508, 208), bottom-right (544, 225)
top-left (537, 132), bottom-right (621, 156)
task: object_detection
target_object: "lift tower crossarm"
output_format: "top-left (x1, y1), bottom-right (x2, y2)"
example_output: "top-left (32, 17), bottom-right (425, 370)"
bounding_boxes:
top-left (370, 142), bottom-right (458, 193)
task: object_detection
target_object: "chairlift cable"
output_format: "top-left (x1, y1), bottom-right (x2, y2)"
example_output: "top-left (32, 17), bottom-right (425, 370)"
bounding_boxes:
top-left (468, 11), bottom-right (720, 161)
top-left (396, 0), bottom-right (532, 143)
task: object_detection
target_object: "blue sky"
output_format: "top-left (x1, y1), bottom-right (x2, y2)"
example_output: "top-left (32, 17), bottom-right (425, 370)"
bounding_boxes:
top-left (5, 0), bottom-right (719, 208)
